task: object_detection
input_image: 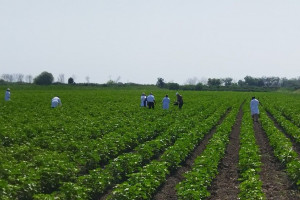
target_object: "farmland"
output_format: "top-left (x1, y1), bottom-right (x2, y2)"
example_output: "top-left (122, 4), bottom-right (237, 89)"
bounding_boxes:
top-left (0, 85), bottom-right (299, 200)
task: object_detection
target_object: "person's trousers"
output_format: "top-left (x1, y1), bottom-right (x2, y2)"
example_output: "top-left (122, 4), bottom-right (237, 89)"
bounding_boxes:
top-left (179, 102), bottom-right (183, 109)
top-left (148, 102), bottom-right (154, 109)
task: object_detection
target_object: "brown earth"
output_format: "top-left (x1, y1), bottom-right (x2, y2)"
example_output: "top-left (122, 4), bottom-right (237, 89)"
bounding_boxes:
top-left (100, 106), bottom-right (300, 200)
top-left (206, 106), bottom-right (242, 200)
top-left (254, 121), bottom-right (300, 200)
top-left (153, 109), bottom-right (232, 200)
top-left (153, 105), bottom-right (300, 200)
top-left (99, 110), bottom-right (230, 200)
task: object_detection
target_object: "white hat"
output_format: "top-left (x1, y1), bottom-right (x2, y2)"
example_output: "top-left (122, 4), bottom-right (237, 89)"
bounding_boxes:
top-left (7, 88), bottom-right (10, 91)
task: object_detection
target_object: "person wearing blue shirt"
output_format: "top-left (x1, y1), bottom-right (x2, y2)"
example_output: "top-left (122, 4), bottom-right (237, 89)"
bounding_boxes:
top-left (51, 96), bottom-right (62, 108)
top-left (162, 95), bottom-right (170, 110)
top-left (250, 96), bottom-right (260, 122)
top-left (5, 88), bottom-right (10, 101)
top-left (140, 93), bottom-right (147, 107)
top-left (147, 92), bottom-right (155, 109)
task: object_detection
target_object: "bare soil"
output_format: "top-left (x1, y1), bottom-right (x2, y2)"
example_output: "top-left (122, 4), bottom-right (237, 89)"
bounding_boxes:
top-left (254, 121), bottom-right (300, 200)
top-left (153, 109), bottom-right (232, 200)
top-left (153, 106), bottom-right (300, 200)
top-left (100, 107), bottom-right (300, 200)
top-left (206, 106), bottom-right (242, 200)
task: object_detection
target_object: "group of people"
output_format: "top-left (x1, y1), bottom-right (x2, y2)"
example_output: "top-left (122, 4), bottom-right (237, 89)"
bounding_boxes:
top-left (4, 88), bottom-right (62, 108)
top-left (4, 89), bottom-right (261, 121)
top-left (140, 92), bottom-right (184, 110)
top-left (141, 93), bottom-right (261, 122)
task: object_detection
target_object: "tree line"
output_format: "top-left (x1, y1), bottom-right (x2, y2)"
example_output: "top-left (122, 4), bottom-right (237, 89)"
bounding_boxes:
top-left (156, 76), bottom-right (300, 91)
top-left (1, 71), bottom-right (299, 91)
top-left (0, 72), bottom-right (75, 85)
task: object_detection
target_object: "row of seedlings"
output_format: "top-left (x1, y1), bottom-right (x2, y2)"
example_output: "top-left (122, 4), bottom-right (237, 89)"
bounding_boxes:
top-left (106, 101), bottom-right (233, 199)
top-left (267, 95), bottom-right (300, 127)
top-left (238, 103), bottom-right (265, 199)
top-left (259, 108), bottom-right (300, 189)
top-left (0, 104), bottom-right (180, 199)
top-left (33, 100), bottom-right (220, 199)
top-left (175, 101), bottom-right (241, 199)
top-left (262, 101), bottom-right (300, 144)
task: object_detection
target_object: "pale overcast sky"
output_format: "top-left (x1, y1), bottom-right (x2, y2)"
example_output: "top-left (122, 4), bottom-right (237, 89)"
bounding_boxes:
top-left (1, 0), bottom-right (299, 84)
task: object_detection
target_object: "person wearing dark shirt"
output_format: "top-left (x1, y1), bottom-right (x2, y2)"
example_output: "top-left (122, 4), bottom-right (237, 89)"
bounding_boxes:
top-left (176, 92), bottom-right (183, 109)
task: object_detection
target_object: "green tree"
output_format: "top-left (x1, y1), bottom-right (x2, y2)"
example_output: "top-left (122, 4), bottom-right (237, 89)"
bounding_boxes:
top-left (207, 78), bottom-right (221, 87)
top-left (33, 71), bottom-right (54, 85)
top-left (68, 77), bottom-right (75, 84)
top-left (167, 82), bottom-right (180, 90)
top-left (195, 82), bottom-right (204, 90)
top-left (238, 80), bottom-right (245, 86)
top-left (244, 76), bottom-right (264, 87)
top-left (156, 77), bottom-right (165, 88)
top-left (222, 77), bottom-right (233, 86)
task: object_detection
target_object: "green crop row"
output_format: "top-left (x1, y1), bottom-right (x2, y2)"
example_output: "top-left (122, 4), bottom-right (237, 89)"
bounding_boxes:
top-left (1, 103), bottom-right (189, 199)
top-left (106, 102), bottom-right (233, 199)
top-left (2, 88), bottom-right (298, 199)
top-left (0, 118), bottom-right (171, 200)
top-left (260, 109), bottom-right (300, 189)
top-left (1, 90), bottom-right (223, 199)
top-left (175, 103), bottom-right (240, 200)
top-left (262, 102), bottom-right (300, 144)
top-left (276, 105), bottom-right (300, 128)
top-left (238, 104), bottom-right (265, 199)
top-left (260, 94), bottom-right (300, 127)
top-left (280, 108), bottom-right (300, 128)
top-left (36, 107), bottom-right (207, 199)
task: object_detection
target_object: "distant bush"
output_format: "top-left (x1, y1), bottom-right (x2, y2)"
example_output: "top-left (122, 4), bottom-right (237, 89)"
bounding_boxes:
top-left (166, 82), bottom-right (180, 90)
top-left (68, 77), bottom-right (75, 84)
top-left (34, 71), bottom-right (54, 85)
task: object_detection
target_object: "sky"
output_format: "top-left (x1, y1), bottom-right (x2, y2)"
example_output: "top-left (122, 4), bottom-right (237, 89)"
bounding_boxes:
top-left (1, 0), bottom-right (300, 84)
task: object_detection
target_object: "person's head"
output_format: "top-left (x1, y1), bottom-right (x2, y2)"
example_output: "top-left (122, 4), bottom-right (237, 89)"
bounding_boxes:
top-left (165, 94), bottom-right (168, 97)
top-left (150, 92), bottom-right (153, 95)
top-left (176, 92), bottom-right (179, 96)
top-left (252, 96), bottom-right (255, 100)
top-left (6, 88), bottom-right (10, 91)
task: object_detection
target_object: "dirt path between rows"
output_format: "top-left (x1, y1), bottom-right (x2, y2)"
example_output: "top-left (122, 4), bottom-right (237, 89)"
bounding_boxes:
top-left (100, 107), bottom-right (300, 200)
top-left (254, 121), bottom-right (300, 200)
top-left (153, 109), bottom-right (232, 200)
top-left (99, 110), bottom-right (230, 200)
top-left (207, 105), bottom-right (243, 200)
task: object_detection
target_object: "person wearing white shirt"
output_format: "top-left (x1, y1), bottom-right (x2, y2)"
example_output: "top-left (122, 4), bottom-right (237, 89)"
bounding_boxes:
top-left (5, 88), bottom-right (10, 101)
top-left (250, 96), bottom-right (260, 122)
top-left (140, 93), bottom-right (147, 107)
top-left (147, 92), bottom-right (155, 109)
top-left (51, 96), bottom-right (62, 108)
top-left (162, 95), bottom-right (170, 110)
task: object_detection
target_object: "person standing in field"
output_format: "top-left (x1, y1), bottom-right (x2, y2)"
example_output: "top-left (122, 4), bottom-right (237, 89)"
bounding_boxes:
top-left (250, 96), bottom-right (260, 122)
top-left (147, 92), bottom-right (155, 109)
top-left (176, 92), bottom-right (183, 109)
top-left (5, 88), bottom-right (11, 101)
top-left (162, 94), bottom-right (170, 110)
top-left (51, 96), bottom-right (62, 108)
top-left (140, 93), bottom-right (147, 107)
